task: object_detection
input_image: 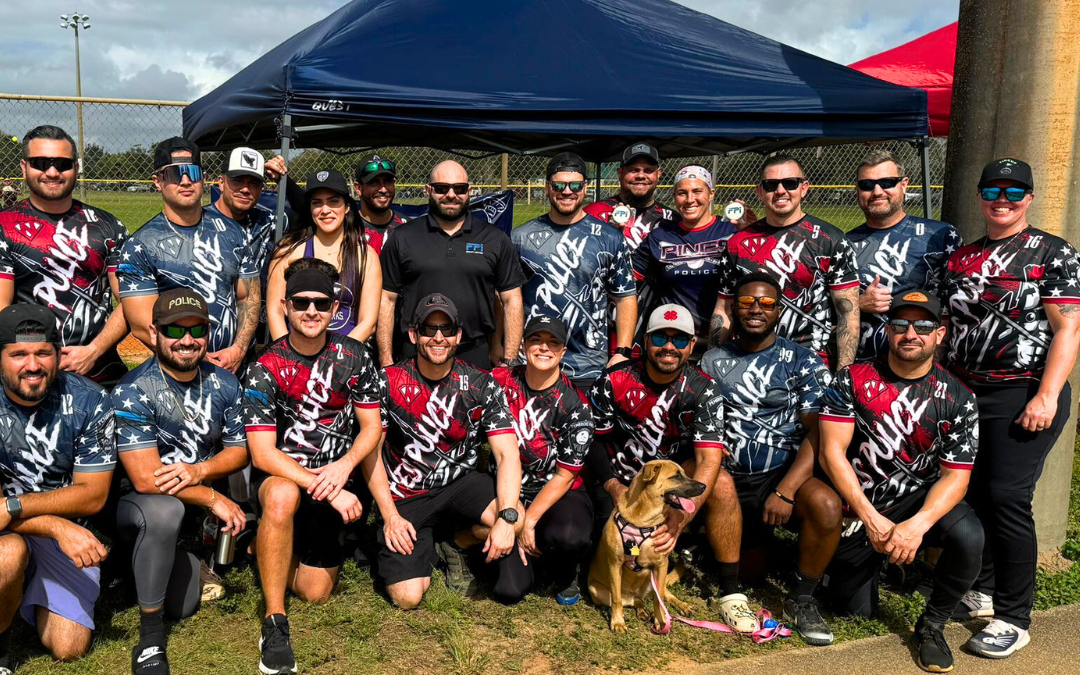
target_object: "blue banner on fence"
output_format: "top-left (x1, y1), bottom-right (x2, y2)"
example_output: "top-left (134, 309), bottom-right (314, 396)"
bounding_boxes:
top-left (209, 186), bottom-right (515, 236)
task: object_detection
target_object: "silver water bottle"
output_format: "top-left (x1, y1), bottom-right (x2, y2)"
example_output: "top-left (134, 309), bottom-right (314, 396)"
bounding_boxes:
top-left (215, 522), bottom-right (236, 566)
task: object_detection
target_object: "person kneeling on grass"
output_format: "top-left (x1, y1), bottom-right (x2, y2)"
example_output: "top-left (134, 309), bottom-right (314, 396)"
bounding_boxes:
top-left (488, 315), bottom-right (595, 604)
top-left (818, 291), bottom-right (984, 673)
top-left (244, 261), bottom-right (383, 675)
top-left (113, 289), bottom-right (249, 675)
top-left (361, 292), bottom-right (522, 608)
top-left (0, 305), bottom-right (116, 674)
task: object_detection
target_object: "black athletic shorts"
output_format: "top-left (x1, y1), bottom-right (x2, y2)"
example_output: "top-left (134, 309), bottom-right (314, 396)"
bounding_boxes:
top-left (254, 473), bottom-right (354, 569)
top-left (732, 468), bottom-right (787, 546)
top-left (376, 471), bottom-right (496, 585)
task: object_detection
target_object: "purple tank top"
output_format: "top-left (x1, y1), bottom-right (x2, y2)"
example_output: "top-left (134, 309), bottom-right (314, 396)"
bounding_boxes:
top-left (303, 238), bottom-right (357, 337)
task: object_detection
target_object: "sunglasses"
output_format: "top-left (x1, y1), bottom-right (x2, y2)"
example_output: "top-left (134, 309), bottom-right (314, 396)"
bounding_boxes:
top-left (649, 332), bottom-right (692, 349)
top-left (25, 156), bottom-right (76, 173)
top-left (289, 296), bottom-right (334, 312)
top-left (550, 180), bottom-right (585, 193)
top-left (157, 164), bottom-right (203, 184)
top-left (760, 177), bottom-right (805, 192)
top-left (736, 295), bottom-right (779, 310)
top-left (158, 323), bottom-right (209, 340)
top-left (418, 322), bottom-right (458, 338)
top-left (857, 177), bottom-right (904, 192)
top-left (887, 318), bottom-right (939, 335)
top-left (980, 186), bottom-right (1029, 202)
top-left (429, 182), bottom-right (469, 195)
top-left (364, 159), bottom-right (395, 174)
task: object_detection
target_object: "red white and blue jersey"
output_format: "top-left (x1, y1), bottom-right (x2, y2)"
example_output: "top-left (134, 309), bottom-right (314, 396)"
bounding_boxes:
top-left (491, 365), bottom-right (593, 500)
top-left (589, 360), bottom-right (725, 486)
top-left (0, 198), bottom-right (128, 347)
top-left (585, 197), bottom-right (679, 254)
top-left (847, 215), bottom-right (962, 361)
top-left (513, 214), bottom-right (636, 381)
top-left (719, 216), bottom-right (859, 364)
top-left (632, 216), bottom-right (736, 337)
top-left (940, 227), bottom-right (1080, 383)
top-left (244, 334), bottom-right (380, 468)
top-left (361, 211), bottom-right (407, 255)
top-left (700, 337), bottom-right (830, 475)
top-left (379, 358), bottom-right (515, 500)
top-left (820, 361), bottom-right (978, 514)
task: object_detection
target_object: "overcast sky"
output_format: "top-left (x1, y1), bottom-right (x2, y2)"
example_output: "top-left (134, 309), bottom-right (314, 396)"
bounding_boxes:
top-left (2, 0), bottom-right (958, 102)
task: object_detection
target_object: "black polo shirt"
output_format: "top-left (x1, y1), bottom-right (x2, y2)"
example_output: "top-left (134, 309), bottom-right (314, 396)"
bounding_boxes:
top-left (381, 214), bottom-right (525, 344)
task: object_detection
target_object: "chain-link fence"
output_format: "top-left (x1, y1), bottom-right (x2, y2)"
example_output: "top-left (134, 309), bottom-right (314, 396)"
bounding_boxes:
top-left (1, 94), bottom-right (947, 231)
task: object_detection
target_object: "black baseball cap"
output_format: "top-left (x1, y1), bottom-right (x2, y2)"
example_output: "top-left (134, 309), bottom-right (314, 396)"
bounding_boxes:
top-left (412, 292), bottom-right (459, 326)
top-left (546, 152), bottom-right (588, 179)
top-left (523, 314), bottom-right (568, 344)
top-left (621, 142), bottom-right (660, 167)
top-left (154, 137), bottom-right (201, 171)
top-left (304, 169), bottom-right (351, 200)
top-left (0, 304), bottom-right (60, 345)
top-left (888, 289), bottom-right (942, 322)
top-left (355, 153), bottom-right (396, 183)
top-left (153, 288), bottom-right (210, 325)
top-left (978, 158), bottom-right (1034, 191)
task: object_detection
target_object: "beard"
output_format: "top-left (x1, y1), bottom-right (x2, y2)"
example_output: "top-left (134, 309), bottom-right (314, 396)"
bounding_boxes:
top-left (157, 341), bottom-right (206, 372)
top-left (428, 194), bottom-right (470, 221)
top-left (26, 173), bottom-right (75, 203)
top-left (892, 339), bottom-right (936, 363)
top-left (864, 196), bottom-right (903, 219)
top-left (622, 185), bottom-right (655, 211)
top-left (417, 339), bottom-right (456, 366)
top-left (649, 348), bottom-right (687, 374)
top-left (2, 365), bottom-right (57, 403)
top-left (364, 195), bottom-right (392, 216)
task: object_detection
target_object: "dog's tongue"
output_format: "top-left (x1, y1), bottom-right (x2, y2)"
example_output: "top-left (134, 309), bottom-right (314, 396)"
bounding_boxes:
top-left (678, 497), bottom-right (696, 514)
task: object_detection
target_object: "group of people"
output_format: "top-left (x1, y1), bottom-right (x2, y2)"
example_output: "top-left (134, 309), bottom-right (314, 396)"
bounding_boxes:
top-left (0, 124), bottom-right (1075, 675)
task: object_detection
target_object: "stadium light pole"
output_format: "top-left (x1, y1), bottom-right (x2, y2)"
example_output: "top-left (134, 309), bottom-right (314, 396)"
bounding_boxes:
top-left (60, 12), bottom-right (90, 202)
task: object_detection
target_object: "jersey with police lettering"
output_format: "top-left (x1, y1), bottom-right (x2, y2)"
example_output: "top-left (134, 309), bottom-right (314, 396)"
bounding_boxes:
top-left (0, 198), bottom-right (128, 347)
top-left (244, 334), bottom-right (380, 468)
top-left (940, 227), bottom-right (1080, 383)
top-left (491, 365), bottom-right (593, 500)
top-left (513, 214), bottom-right (636, 380)
top-left (719, 216), bottom-right (859, 364)
top-left (700, 337), bottom-right (830, 475)
top-left (117, 210), bottom-right (258, 353)
top-left (633, 216), bottom-right (737, 336)
top-left (113, 359), bottom-right (246, 465)
top-left (820, 361), bottom-right (978, 514)
top-left (379, 358), bottom-right (515, 500)
top-left (584, 197), bottom-right (680, 253)
top-left (0, 372), bottom-right (115, 497)
top-left (590, 359), bottom-right (724, 485)
top-left (847, 215), bottom-right (962, 361)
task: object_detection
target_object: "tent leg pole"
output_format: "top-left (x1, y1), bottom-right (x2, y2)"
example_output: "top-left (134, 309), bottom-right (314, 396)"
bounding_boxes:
top-left (594, 163), bottom-right (602, 201)
top-left (274, 114), bottom-right (293, 241)
top-left (919, 136), bottom-right (933, 219)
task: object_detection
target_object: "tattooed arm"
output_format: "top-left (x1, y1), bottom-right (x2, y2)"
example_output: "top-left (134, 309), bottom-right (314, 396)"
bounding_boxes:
top-left (831, 286), bottom-right (860, 370)
top-left (1017, 302), bottom-right (1080, 432)
top-left (708, 295), bottom-right (733, 348)
top-left (207, 276), bottom-right (260, 373)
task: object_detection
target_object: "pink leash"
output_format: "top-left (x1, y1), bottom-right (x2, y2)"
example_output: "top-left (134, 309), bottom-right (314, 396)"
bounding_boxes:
top-left (648, 573), bottom-right (790, 643)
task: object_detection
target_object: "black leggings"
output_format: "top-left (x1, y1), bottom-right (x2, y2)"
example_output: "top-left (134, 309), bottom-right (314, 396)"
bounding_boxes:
top-left (966, 381), bottom-right (1071, 629)
top-left (116, 493), bottom-right (202, 619)
top-left (492, 490), bottom-right (593, 603)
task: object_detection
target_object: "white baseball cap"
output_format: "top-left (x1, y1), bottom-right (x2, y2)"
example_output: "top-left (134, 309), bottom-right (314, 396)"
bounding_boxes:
top-left (225, 147), bottom-right (265, 181)
top-left (646, 304), bottom-right (695, 335)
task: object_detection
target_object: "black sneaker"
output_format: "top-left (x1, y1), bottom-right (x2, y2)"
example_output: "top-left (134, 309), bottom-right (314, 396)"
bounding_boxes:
top-left (259, 614), bottom-right (297, 675)
top-left (782, 595), bottom-right (833, 646)
top-left (132, 642), bottom-right (170, 674)
top-left (556, 574), bottom-right (580, 606)
top-left (435, 540), bottom-right (477, 596)
top-left (915, 615), bottom-right (954, 673)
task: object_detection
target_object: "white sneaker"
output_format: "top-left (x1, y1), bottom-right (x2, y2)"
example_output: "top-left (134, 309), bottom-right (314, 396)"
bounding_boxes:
top-left (718, 593), bottom-right (758, 633)
top-left (967, 619), bottom-right (1030, 658)
top-left (200, 561), bottom-right (225, 602)
top-left (952, 590), bottom-right (994, 620)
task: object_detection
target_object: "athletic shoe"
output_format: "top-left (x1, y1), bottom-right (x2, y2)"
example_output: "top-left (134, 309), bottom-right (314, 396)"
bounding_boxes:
top-left (556, 575), bottom-right (580, 606)
top-left (783, 595), bottom-right (833, 646)
top-left (435, 540), bottom-right (477, 596)
top-left (200, 561), bottom-right (225, 602)
top-left (914, 615), bottom-right (954, 672)
top-left (259, 614), bottom-right (297, 675)
top-left (967, 619), bottom-right (1030, 658)
top-left (952, 590), bottom-right (994, 620)
top-left (132, 642), bottom-right (170, 674)
top-left (718, 593), bottom-right (758, 633)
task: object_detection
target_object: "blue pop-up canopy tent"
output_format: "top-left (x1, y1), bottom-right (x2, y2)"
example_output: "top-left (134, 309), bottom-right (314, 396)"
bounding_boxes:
top-left (183, 0), bottom-right (932, 229)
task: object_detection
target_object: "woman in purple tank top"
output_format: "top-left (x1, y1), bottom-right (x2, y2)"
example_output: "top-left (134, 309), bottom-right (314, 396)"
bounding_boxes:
top-left (266, 170), bottom-right (381, 341)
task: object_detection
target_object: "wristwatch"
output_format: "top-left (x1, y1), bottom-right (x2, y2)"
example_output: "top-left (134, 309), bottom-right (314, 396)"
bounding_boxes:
top-left (5, 495), bottom-right (22, 520)
top-left (614, 347), bottom-right (633, 359)
top-left (497, 508), bottom-right (519, 524)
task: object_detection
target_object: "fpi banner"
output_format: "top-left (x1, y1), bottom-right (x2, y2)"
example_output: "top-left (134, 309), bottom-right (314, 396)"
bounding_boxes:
top-left (209, 186), bottom-right (515, 236)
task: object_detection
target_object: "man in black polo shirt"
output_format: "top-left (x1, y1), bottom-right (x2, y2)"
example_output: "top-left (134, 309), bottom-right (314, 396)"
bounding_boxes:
top-left (377, 160), bottom-right (525, 369)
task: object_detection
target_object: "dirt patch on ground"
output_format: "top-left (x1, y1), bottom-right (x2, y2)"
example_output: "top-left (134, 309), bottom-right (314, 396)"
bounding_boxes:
top-left (1038, 549), bottom-right (1074, 574)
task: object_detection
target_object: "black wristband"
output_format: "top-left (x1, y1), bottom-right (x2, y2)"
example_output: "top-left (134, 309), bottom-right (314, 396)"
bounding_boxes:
top-left (614, 347), bottom-right (633, 358)
top-left (773, 490), bottom-right (795, 505)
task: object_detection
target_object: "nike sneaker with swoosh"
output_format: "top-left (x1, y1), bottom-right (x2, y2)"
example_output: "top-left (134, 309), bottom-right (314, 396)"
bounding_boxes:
top-left (132, 642), bottom-right (170, 674)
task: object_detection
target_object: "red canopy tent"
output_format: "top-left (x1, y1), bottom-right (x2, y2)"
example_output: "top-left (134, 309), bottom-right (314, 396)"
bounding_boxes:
top-left (850, 22), bottom-right (957, 137)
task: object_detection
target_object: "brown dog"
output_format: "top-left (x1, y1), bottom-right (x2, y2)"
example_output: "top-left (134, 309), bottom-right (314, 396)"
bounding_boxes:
top-left (588, 460), bottom-right (706, 632)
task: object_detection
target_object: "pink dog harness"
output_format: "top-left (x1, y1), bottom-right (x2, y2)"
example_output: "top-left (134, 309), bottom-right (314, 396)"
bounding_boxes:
top-left (613, 511), bottom-right (659, 572)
